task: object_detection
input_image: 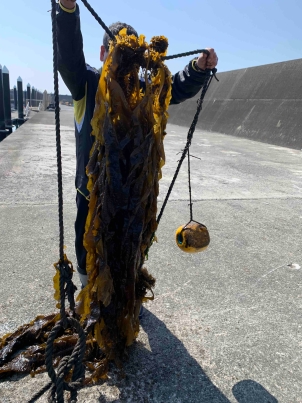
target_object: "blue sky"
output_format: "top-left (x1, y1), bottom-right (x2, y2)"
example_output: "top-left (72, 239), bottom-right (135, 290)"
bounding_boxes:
top-left (1, 0), bottom-right (301, 95)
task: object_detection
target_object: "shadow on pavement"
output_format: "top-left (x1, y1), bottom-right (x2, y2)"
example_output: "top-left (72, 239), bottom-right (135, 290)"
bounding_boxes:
top-left (232, 380), bottom-right (278, 403)
top-left (107, 310), bottom-right (278, 403)
top-left (116, 308), bottom-right (230, 402)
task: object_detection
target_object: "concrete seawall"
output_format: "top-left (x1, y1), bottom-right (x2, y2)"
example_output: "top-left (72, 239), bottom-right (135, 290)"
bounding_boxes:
top-left (168, 58), bottom-right (302, 149)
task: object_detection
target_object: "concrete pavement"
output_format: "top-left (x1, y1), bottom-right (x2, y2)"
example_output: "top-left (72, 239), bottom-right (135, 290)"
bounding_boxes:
top-left (0, 107), bottom-right (301, 402)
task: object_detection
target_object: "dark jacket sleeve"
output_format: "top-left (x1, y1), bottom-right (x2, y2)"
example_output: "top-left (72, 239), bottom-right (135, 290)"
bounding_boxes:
top-left (170, 60), bottom-right (210, 105)
top-left (56, 3), bottom-right (87, 101)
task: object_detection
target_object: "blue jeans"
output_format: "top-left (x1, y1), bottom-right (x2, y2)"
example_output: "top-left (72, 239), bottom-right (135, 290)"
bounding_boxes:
top-left (75, 192), bottom-right (89, 275)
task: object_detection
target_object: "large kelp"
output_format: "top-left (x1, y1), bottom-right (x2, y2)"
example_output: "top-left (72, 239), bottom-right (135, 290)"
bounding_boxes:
top-left (77, 29), bottom-right (172, 363)
top-left (0, 30), bottom-right (171, 382)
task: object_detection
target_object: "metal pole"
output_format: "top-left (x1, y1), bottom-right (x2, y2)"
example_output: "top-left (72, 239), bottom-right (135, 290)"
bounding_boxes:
top-left (14, 86), bottom-right (17, 110)
top-left (27, 83), bottom-right (31, 107)
top-left (33, 87), bottom-right (36, 108)
top-left (31, 86), bottom-right (34, 108)
top-left (17, 76), bottom-right (24, 121)
top-left (2, 66), bottom-right (12, 134)
top-left (0, 65), bottom-right (6, 132)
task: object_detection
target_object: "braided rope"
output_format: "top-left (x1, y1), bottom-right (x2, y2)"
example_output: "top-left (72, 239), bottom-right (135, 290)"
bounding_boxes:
top-left (50, 0), bottom-right (64, 261)
top-left (27, 382), bottom-right (53, 403)
top-left (162, 49), bottom-right (208, 60)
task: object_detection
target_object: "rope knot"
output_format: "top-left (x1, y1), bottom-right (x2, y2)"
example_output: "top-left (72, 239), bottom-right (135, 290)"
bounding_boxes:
top-left (54, 256), bottom-right (77, 321)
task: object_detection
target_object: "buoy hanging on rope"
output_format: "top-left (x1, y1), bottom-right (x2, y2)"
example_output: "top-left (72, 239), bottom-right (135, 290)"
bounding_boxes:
top-left (175, 220), bottom-right (210, 253)
top-left (154, 63), bottom-right (218, 256)
top-left (174, 145), bottom-right (210, 253)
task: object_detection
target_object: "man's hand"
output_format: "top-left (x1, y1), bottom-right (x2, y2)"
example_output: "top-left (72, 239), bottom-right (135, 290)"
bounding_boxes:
top-left (196, 48), bottom-right (218, 70)
top-left (60, 0), bottom-right (76, 9)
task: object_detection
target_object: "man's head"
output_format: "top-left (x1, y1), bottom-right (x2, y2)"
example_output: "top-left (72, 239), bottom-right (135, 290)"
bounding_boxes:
top-left (100, 22), bottom-right (138, 63)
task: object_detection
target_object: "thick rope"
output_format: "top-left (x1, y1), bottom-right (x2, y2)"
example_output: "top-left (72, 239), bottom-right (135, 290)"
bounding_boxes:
top-left (162, 49), bottom-right (209, 60)
top-left (51, 0), bottom-right (64, 261)
top-left (80, 0), bottom-right (115, 40)
top-left (27, 382), bottom-right (53, 403)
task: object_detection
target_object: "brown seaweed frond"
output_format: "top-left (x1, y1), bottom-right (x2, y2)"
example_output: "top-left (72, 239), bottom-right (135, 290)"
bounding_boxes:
top-left (0, 313), bottom-right (109, 382)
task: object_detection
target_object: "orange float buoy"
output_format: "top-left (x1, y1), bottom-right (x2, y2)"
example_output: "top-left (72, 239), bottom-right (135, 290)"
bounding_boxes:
top-left (175, 221), bottom-right (210, 253)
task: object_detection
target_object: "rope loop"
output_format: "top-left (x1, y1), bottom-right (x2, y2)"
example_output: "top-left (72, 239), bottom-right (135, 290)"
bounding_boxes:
top-left (45, 317), bottom-right (86, 403)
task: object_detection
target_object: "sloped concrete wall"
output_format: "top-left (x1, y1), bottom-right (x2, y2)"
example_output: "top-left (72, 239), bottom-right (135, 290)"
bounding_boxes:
top-left (168, 59), bottom-right (302, 149)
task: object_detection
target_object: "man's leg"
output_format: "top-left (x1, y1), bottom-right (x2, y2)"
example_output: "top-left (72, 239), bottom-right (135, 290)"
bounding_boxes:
top-left (75, 192), bottom-right (89, 287)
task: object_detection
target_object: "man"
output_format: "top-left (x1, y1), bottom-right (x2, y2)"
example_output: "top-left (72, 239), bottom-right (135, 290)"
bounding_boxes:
top-left (57, 0), bottom-right (218, 287)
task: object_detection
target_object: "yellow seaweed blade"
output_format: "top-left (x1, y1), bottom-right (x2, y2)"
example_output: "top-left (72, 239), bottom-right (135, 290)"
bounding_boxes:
top-left (53, 268), bottom-right (61, 309)
top-left (92, 266), bottom-right (114, 308)
top-left (91, 53), bottom-right (111, 144)
top-left (94, 319), bottom-right (106, 349)
top-left (76, 285), bottom-right (92, 322)
top-left (116, 29), bottom-right (147, 52)
top-left (84, 187), bottom-right (99, 284)
top-left (138, 34), bottom-right (146, 47)
top-left (119, 27), bottom-right (127, 36)
top-left (121, 315), bottom-right (136, 347)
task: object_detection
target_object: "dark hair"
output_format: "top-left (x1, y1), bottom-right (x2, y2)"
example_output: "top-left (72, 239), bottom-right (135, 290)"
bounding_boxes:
top-left (103, 22), bottom-right (138, 50)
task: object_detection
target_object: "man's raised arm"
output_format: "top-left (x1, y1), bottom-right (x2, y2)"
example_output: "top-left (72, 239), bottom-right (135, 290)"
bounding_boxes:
top-left (56, 0), bottom-right (87, 101)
